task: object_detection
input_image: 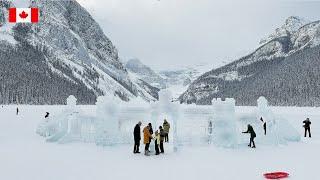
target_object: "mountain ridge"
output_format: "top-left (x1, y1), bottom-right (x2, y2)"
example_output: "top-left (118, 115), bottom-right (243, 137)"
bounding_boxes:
top-left (0, 0), bottom-right (158, 104)
top-left (179, 16), bottom-right (320, 106)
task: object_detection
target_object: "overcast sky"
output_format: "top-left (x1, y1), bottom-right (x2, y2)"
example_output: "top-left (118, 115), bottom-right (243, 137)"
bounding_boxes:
top-left (77, 0), bottom-right (320, 70)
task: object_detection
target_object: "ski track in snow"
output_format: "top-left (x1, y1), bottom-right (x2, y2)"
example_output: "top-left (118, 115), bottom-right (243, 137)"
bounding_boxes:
top-left (0, 105), bottom-right (319, 180)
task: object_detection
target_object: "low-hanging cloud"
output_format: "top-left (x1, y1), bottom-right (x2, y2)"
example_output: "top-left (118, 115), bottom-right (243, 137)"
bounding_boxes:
top-left (77, 0), bottom-right (320, 70)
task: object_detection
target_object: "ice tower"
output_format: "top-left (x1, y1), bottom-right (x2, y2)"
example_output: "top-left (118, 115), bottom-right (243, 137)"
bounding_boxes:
top-left (153, 90), bottom-right (180, 152)
top-left (95, 95), bottom-right (121, 146)
top-left (211, 98), bottom-right (238, 148)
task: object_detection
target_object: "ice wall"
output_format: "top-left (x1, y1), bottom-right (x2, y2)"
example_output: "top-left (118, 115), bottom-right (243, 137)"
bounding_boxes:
top-left (212, 98), bottom-right (238, 148)
top-left (238, 96), bottom-right (300, 146)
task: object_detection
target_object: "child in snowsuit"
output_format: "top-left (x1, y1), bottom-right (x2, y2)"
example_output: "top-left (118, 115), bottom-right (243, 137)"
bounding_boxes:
top-left (303, 118), bottom-right (311, 138)
top-left (159, 126), bottom-right (165, 153)
top-left (242, 124), bottom-right (256, 148)
top-left (154, 130), bottom-right (160, 155)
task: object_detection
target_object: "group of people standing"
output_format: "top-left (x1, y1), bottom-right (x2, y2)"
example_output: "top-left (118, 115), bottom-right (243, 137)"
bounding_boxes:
top-left (133, 119), bottom-right (170, 156)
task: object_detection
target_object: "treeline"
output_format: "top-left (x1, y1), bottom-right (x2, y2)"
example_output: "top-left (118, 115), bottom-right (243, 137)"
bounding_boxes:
top-left (181, 45), bottom-right (320, 106)
top-left (0, 43), bottom-right (97, 104)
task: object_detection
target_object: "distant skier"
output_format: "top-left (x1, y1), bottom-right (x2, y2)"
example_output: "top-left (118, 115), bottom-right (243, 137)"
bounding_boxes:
top-left (133, 121), bottom-right (142, 154)
top-left (45, 112), bottom-right (50, 119)
top-left (143, 125), bottom-right (152, 156)
top-left (242, 124), bottom-right (256, 148)
top-left (16, 107), bottom-right (19, 115)
top-left (159, 126), bottom-right (165, 153)
top-left (303, 118), bottom-right (311, 138)
top-left (260, 117), bottom-right (266, 135)
top-left (163, 119), bottom-right (170, 142)
top-left (154, 130), bottom-right (160, 155)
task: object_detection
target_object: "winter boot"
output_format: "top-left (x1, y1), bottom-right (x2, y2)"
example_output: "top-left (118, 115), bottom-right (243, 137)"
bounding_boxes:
top-left (144, 150), bottom-right (150, 156)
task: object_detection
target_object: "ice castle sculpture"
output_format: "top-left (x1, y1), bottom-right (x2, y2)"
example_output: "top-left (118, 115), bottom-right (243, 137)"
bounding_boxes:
top-left (37, 94), bottom-right (300, 148)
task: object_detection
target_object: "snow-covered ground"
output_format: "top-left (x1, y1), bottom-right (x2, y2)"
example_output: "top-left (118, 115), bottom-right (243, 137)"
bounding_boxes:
top-left (0, 105), bottom-right (319, 180)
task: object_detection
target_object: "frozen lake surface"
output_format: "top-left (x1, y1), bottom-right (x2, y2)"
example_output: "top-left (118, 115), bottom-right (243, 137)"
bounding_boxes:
top-left (0, 105), bottom-right (319, 180)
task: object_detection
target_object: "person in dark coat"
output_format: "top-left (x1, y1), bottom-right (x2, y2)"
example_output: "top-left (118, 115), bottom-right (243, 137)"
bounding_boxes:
top-left (45, 112), bottom-right (50, 118)
top-left (303, 118), bottom-right (311, 138)
top-left (242, 124), bottom-right (256, 148)
top-left (16, 107), bottom-right (19, 115)
top-left (260, 117), bottom-right (266, 135)
top-left (148, 123), bottom-right (154, 145)
top-left (159, 126), bottom-right (165, 153)
top-left (133, 121), bottom-right (142, 153)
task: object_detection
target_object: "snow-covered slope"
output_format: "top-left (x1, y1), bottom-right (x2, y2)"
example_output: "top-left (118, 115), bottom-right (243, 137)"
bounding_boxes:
top-left (0, 0), bottom-right (157, 104)
top-left (125, 58), bottom-right (166, 89)
top-left (180, 16), bottom-right (320, 106)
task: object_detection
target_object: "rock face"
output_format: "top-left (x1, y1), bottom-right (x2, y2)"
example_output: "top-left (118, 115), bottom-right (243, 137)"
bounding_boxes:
top-left (0, 0), bottom-right (158, 104)
top-left (180, 16), bottom-right (320, 106)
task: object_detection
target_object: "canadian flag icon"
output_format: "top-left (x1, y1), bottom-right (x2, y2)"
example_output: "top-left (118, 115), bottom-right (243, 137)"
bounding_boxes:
top-left (8, 8), bottom-right (39, 23)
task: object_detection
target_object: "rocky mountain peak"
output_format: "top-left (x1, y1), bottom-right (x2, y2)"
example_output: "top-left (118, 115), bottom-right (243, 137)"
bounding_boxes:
top-left (260, 16), bottom-right (309, 45)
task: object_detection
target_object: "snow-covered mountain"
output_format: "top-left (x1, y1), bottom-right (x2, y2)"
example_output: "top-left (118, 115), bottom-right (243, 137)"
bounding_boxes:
top-left (259, 16), bottom-right (309, 45)
top-left (159, 63), bottom-right (209, 87)
top-left (125, 58), bottom-right (166, 89)
top-left (125, 58), bottom-right (209, 98)
top-left (180, 16), bottom-right (320, 106)
top-left (0, 0), bottom-right (158, 104)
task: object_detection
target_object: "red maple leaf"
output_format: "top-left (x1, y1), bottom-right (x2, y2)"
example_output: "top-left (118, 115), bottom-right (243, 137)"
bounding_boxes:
top-left (19, 11), bottom-right (28, 19)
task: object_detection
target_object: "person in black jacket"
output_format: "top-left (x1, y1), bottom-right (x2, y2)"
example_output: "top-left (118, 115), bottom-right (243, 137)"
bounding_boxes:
top-left (242, 124), bottom-right (256, 148)
top-left (45, 112), bottom-right (50, 118)
top-left (148, 123), bottom-right (153, 152)
top-left (303, 118), bottom-right (311, 138)
top-left (260, 117), bottom-right (266, 135)
top-left (133, 121), bottom-right (142, 153)
top-left (159, 126), bottom-right (165, 153)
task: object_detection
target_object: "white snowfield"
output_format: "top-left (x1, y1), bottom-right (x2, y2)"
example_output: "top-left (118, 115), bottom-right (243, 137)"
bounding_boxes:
top-left (0, 104), bottom-right (319, 180)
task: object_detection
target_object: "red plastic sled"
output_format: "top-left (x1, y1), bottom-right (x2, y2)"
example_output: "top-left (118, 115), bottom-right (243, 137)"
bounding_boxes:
top-left (264, 172), bottom-right (289, 179)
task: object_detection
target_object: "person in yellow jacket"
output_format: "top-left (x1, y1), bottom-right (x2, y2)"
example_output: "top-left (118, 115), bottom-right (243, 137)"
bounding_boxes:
top-left (154, 130), bottom-right (160, 155)
top-left (163, 119), bottom-right (170, 142)
top-left (143, 125), bottom-right (153, 156)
